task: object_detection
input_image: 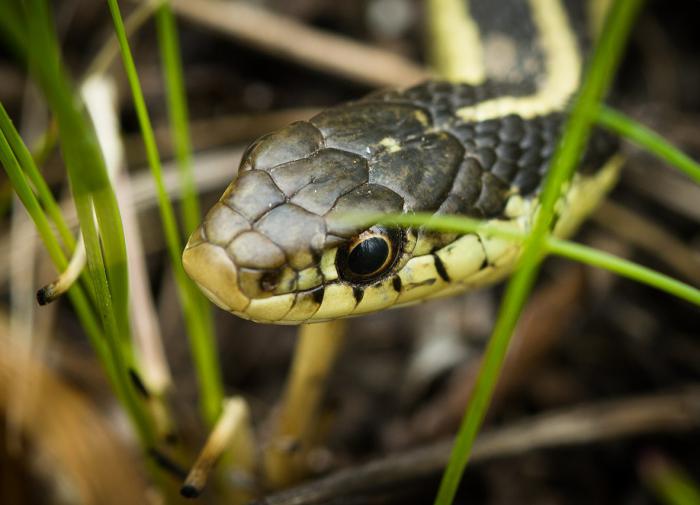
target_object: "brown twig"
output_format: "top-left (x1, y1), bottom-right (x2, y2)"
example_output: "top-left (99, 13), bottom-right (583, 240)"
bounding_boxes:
top-left (170, 0), bottom-right (429, 88)
top-left (181, 397), bottom-right (256, 499)
top-left (255, 386), bottom-right (700, 505)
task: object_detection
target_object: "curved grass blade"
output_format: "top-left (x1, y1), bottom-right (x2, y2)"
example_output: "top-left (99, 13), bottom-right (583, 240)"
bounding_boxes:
top-left (155, 3), bottom-right (201, 235)
top-left (106, 0), bottom-right (224, 425)
top-left (597, 105), bottom-right (700, 186)
top-left (0, 115), bottom-right (121, 416)
top-left (0, 104), bottom-right (75, 252)
top-left (20, 0), bottom-right (154, 446)
top-left (365, 212), bottom-right (700, 307)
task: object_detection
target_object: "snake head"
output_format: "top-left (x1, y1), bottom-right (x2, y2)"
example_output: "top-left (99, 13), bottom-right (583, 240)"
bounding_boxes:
top-left (182, 110), bottom-right (421, 324)
top-left (183, 84), bottom-right (616, 324)
top-left (182, 96), bottom-right (525, 323)
top-left (182, 97), bottom-right (474, 324)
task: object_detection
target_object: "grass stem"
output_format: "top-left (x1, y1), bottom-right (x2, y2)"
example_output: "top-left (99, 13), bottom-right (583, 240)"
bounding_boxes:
top-left (155, 3), bottom-right (201, 235)
top-left (597, 105), bottom-right (700, 186)
top-left (105, 0), bottom-right (224, 425)
top-left (433, 1), bottom-right (644, 503)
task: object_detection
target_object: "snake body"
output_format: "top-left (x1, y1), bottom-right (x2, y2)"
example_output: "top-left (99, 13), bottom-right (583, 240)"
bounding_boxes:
top-left (183, 0), bottom-right (621, 324)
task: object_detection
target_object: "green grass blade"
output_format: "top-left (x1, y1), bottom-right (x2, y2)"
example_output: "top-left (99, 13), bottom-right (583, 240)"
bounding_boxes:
top-left (365, 211), bottom-right (700, 307)
top-left (433, 1), bottom-right (644, 504)
top-left (642, 455), bottom-right (700, 505)
top-left (106, 0), bottom-right (224, 425)
top-left (155, 3), bottom-right (201, 235)
top-left (22, 0), bottom-right (132, 349)
top-left (546, 238), bottom-right (700, 306)
top-left (0, 103), bottom-right (76, 251)
top-left (154, 5), bottom-right (222, 421)
top-left (0, 126), bottom-right (68, 271)
top-left (0, 113), bottom-right (119, 410)
top-left (366, 212), bottom-right (524, 241)
top-left (597, 105), bottom-right (700, 186)
top-left (21, 0), bottom-right (154, 445)
top-left (0, 3), bottom-right (26, 59)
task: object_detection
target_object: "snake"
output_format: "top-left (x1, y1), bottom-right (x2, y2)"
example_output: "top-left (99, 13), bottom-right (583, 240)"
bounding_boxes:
top-left (182, 0), bottom-right (622, 324)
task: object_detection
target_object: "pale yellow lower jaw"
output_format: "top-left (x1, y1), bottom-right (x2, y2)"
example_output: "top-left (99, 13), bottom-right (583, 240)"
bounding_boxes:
top-left (182, 239), bottom-right (250, 314)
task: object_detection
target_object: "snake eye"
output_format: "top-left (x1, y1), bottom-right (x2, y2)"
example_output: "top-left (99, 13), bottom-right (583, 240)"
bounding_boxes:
top-left (338, 228), bottom-right (401, 282)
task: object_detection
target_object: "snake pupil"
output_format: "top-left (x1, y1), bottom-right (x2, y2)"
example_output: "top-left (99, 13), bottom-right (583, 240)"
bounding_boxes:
top-left (347, 237), bottom-right (390, 276)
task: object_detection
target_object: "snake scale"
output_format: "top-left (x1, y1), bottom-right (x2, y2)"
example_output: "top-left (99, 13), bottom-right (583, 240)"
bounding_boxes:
top-left (183, 0), bottom-right (622, 324)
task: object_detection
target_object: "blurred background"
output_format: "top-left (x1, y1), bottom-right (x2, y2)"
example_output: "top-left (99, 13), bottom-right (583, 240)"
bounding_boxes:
top-left (0, 0), bottom-right (699, 504)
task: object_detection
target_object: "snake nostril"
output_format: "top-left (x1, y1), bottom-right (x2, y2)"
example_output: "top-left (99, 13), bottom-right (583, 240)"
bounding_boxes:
top-left (260, 270), bottom-right (281, 292)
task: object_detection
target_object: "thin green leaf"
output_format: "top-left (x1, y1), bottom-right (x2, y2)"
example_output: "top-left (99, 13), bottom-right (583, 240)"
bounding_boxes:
top-left (0, 3), bottom-right (26, 58)
top-left (363, 212), bottom-right (700, 307)
top-left (0, 103), bottom-right (75, 251)
top-left (547, 238), bottom-right (700, 306)
top-left (433, 1), bottom-right (644, 504)
top-left (155, 3), bottom-right (201, 235)
top-left (0, 115), bottom-right (116, 401)
top-left (106, 0), bottom-right (224, 425)
top-left (641, 455), bottom-right (700, 505)
top-left (21, 0), bottom-right (153, 445)
top-left (597, 105), bottom-right (700, 186)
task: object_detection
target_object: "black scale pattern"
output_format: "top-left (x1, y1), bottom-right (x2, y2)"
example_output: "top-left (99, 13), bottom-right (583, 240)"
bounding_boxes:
top-left (361, 80), bottom-right (618, 213)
